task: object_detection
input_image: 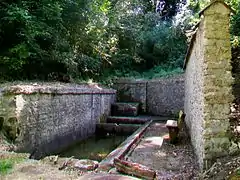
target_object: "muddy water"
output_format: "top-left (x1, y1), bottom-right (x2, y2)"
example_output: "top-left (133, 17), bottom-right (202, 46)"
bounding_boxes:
top-left (59, 134), bottom-right (127, 161)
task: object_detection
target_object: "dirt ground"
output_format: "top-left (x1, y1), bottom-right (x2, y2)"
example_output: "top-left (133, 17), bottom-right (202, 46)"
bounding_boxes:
top-left (127, 122), bottom-right (199, 179)
top-left (1, 122), bottom-right (199, 180)
top-left (0, 152), bottom-right (80, 180)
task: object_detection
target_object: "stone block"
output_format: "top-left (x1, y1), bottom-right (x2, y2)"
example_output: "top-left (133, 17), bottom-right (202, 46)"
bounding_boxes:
top-left (204, 103), bottom-right (231, 120)
top-left (203, 120), bottom-right (230, 137)
top-left (113, 79), bottom-right (147, 113)
top-left (203, 86), bottom-right (232, 94)
top-left (205, 25), bottom-right (229, 36)
top-left (111, 102), bottom-right (139, 116)
top-left (106, 116), bottom-right (150, 124)
top-left (203, 2), bottom-right (231, 16)
top-left (204, 92), bottom-right (234, 104)
top-left (204, 61), bottom-right (232, 71)
top-left (205, 29), bottom-right (230, 40)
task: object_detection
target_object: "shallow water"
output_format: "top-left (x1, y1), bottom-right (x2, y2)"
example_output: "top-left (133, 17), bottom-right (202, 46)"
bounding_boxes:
top-left (59, 134), bottom-right (127, 161)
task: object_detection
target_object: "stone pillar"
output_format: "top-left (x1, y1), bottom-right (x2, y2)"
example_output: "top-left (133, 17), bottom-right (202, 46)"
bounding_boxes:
top-left (201, 1), bottom-right (234, 168)
top-left (184, 0), bottom-right (234, 170)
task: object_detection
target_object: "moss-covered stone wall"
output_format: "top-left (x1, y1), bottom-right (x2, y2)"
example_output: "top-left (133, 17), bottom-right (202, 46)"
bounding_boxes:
top-left (113, 74), bottom-right (185, 116)
top-left (0, 83), bottom-right (116, 159)
top-left (184, 1), bottom-right (234, 170)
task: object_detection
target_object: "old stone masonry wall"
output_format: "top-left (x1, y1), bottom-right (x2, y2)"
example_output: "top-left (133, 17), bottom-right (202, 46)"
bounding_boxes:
top-left (0, 83), bottom-right (116, 159)
top-left (113, 74), bottom-right (185, 116)
top-left (184, 1), bottom-right (234, 170)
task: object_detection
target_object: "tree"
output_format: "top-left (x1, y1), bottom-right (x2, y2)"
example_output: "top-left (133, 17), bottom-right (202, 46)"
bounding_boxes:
top-left (0, 0), bottom-right (197, 81)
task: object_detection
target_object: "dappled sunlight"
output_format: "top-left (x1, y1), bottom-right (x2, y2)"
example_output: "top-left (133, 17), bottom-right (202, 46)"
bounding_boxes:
top-left (156, 151), bottom-right (167, 157)
top-left (127, 122), bottom-right (198, 178)
top-left (140, 136), bottom-right (163, 147)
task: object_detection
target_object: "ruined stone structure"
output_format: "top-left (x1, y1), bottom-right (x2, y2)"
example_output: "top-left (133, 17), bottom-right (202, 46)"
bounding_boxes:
top-left (184, 0), bottom-right (234, 170)
top-left (113, 74), bottom-right (185, 116)
top-left (0, 83), bottom-right (116, 158)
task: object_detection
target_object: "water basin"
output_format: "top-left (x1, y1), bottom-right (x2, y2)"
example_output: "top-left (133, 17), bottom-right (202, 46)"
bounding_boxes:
top-left (59, 134), bottom-right (128, 161)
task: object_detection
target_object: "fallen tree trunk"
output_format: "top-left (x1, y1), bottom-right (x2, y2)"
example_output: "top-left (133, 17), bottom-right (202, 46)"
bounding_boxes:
top-left (114, 158), bottom-right (156, 180)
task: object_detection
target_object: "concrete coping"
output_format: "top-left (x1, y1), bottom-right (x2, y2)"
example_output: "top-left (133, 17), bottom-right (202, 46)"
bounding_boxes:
top-left (114, 74), bottom-right (184, 84)
top-left (166, 120), bottom-right (178, 128)
top-left (0, 83), bottom-right (116, 95)
top-left (114, 78), bottom-right (147, 84)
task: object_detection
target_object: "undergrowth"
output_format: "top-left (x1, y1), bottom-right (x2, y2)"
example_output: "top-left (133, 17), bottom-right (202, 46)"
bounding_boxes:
top-left (0, 66), bottom-right (184, 88)
top-left (98, 66), bottom-right (184, 86)
top-left (0, 159), bottom-right (13, 175)
top-left (0, 157), bottom-right (25, 175)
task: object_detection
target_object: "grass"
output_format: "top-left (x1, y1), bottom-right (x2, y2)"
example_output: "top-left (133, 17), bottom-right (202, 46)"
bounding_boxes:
top-left (0, 156), bottom-right (26, 175)
top-left (0, 159), bottom-right (13, 175)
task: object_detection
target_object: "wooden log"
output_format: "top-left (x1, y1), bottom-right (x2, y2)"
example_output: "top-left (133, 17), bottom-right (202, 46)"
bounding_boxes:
top-left (97, 121), bottom-right (152, 171)
top-left (114, 158), bottom-right (156, 180)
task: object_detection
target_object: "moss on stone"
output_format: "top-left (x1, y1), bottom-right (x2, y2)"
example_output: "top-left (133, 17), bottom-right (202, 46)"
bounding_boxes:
top-left (3, 117), bottom-right (19, 142)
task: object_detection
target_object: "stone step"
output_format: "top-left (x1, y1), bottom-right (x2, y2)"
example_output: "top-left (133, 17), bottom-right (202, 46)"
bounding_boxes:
top-left (111, 102), bottom-right (140, 116)
top-left (96, 123), bottom-right (141, 135)
top-left (107, 116), bottom-right (151, 124)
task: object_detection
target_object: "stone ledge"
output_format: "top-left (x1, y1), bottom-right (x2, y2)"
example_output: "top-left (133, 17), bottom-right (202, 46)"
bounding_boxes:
top-left (1, 83), bottom-right (116, 95)
top-left (114, 79), bottom-right (147, 84)
top-left (114, 74), bottom-right (184, 84)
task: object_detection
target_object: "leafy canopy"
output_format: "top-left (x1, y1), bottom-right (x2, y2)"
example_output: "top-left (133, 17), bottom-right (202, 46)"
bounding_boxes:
top-left (0, 0), bottom-right (239, 81)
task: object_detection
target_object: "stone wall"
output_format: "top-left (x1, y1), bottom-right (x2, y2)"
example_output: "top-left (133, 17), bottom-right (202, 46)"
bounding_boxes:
top-left (113, 79), bottom-right (147, 113)
top-left (0, 83), bottom-right (116, 159)
top-left (184, 1), bottom-right (234, 170)
top-left (147, 75), bottom-right (184, 116)
top-left (113, 74), bottom-right (185, 116)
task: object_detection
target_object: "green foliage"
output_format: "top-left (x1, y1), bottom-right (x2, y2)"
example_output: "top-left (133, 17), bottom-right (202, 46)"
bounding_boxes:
top-left (4, 0), bottom-right (239, 81)
top-left (0, 157), bottom-right (25, 175)
top-left (0, 159), bottom-right (12, 175)
top-left (142, 67), bottom-right (184, 79)
top-left (186, 0), bottom-right (240, 49)
top-left (231, 2), bottom-right (240, 36)
top-left (137, 21), bottom-right (187, 69)
top-left (0, 0), bottom-right (188, 81)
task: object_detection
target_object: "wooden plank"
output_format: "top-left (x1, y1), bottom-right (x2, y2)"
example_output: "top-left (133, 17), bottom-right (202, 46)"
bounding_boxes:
top-left (97, 121), bottom-right (152, 171)
top-left (114, 158), bottom-right (156, 180)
